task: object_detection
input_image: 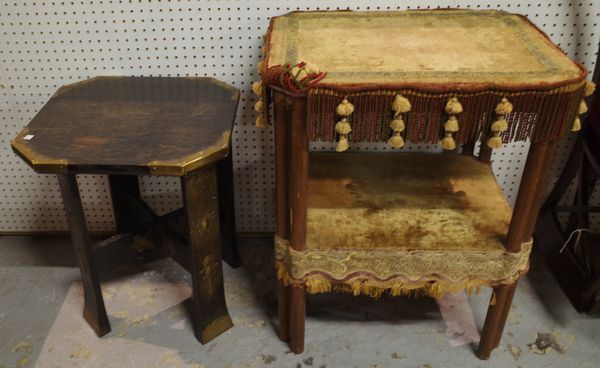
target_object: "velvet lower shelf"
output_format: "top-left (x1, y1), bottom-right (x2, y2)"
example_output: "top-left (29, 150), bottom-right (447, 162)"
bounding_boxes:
top-left (275, 152), bottom-right (531, 298)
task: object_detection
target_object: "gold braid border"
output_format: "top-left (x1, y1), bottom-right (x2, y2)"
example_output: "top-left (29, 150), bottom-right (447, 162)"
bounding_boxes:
top-left (275, 236), bottom-right (531, 299)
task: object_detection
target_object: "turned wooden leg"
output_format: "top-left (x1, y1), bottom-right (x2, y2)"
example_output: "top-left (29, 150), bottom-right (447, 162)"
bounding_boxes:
top-left (278, 280), bottom-right (290, 341)
top-left (216, 154), bottom-right (242, 268)
top-left (57, 174), bottom-right (111, 337)
top-left (288, 96), bottom-right (308, 354)
top-left (493, 283), bottom-right (517, 348)
top-left (289, 285), bottom-right (306, 353)
top-left (182, 166), bottom-right (233, 344)
top-left (477, 140), bottom-right (557, 359)
top-left (477, 284), bottom-right (513, 359)
top-left (274, 91), bottom-right (293, 342)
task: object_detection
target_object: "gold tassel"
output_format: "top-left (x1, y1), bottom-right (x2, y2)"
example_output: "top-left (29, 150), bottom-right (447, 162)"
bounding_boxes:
top-left (392, 94), bottom-right (412, 113)
top-left (336, 137), bottom-right (349, 152)
top-left (443, 116), bottom-right (459, 132)
top-left (585, 80), bottom-right (596, 97)
top-left (254, 99), bottom-right (264, 113)
top-left (487, 136), bottom-right (503, 149)
top-left (440, 97), bottom-right (462, 150)
top-left (487, 97), bottom-right (513, 149)
top-left (440, 134), bottom-right (456, 150)
top-left (491, 118), bottom-right (508, 132)
top-left (444, 97), bottom-right (463, 115)
top-left (571, 116), bottom-right (581, 132)
top-left (387, 135), bottom-right (405, 148)
top-left (572, 99), bottom-right (589, 133)
top-left (387, 95), bottom-right (411, 149)
top-left (579, 100), bottom-right (588, 115)
top-left (251, 81), bottom-right (263, 96)
top-left (255, 115), bottom-right (267, 128)
top-left (494, 97), bottom-right (513, 116)
top-left (257, 60), bottom-right (264, 72)
top-left (335, 99), bottom-right (354, 152)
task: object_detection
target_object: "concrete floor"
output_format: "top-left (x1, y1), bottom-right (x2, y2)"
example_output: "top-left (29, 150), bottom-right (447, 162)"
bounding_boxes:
top-left (0, 235), bottom-right (599, 368)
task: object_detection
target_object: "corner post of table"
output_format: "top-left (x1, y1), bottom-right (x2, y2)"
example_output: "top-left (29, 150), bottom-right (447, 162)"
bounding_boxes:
top-left (289, 95), bottom-right (308, 354)
top-left (57, 173), bottom-right (111, 337)
top-left (273, 90), bottom-right (292, 342)
top-left (477, 139), bottom-right (558, 359)
top-left (181, 166), bottom-right (233, 344)
top-left (216, 151), bottom-right (243, 268)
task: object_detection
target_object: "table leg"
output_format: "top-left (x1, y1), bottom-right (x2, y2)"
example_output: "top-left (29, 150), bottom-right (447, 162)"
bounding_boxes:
top-left (216, 154), bottom-right (242, 268)
top-left (57, 174), bottom-right (111, 337)
top-left (289, 96), bottom-right (308, 354)
top-left (477, 140), bottom-right (556, 359)
top-left (182, 166), bottom-right (233, 344)
top-left (274, 91), bottom-right (292, 342)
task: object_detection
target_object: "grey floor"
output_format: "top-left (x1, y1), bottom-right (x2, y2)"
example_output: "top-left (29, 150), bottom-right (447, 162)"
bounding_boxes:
top-left (0, 235), bottom-right (599, 368)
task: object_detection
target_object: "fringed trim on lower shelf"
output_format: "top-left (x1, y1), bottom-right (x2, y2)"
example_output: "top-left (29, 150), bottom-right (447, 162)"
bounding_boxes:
top-left (274, 236), bottom-right (531, 299)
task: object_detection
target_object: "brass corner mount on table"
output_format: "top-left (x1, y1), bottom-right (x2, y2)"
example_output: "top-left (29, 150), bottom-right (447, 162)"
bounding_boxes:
top-left (11, 128), bottom-right (68, 173)
top-left (147, 131), bottom-right (231, 176)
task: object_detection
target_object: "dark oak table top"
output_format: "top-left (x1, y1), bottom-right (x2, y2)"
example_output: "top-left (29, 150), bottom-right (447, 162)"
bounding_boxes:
top-left (11, 76), bottom-right (239, 176)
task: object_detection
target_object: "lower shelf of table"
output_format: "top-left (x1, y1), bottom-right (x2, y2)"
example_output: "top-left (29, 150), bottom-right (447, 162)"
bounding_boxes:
top-left (306, 152), bottom-right (512, 253)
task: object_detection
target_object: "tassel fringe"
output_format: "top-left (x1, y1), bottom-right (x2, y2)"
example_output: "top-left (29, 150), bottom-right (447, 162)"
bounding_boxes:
top-left (440, 97), bottom-right (462, 150)
top-left (275, 260), bottom-right (493, 300)
top-left (387, 94), bottom-right (411, 148)
top-left (486, 97), bottom-right (513, 149)
top-left (335, 99), bottom-right (355, 151)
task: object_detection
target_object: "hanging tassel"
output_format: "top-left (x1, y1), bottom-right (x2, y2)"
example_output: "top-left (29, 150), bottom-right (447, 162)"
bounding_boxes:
top-left (254, 59), bottom-right (267, 128)
top-left (440, 97), bottom-right (462, 150)
top-left (335, 98), bottom-right (354, 152)
top-left (387, 94), bottom-right (411, 148)
top-left (486, 97), bottom-right (513, 149)
top-left (254, 99), bottom-right (264, 113)
top-left (571, 101), bottom-right (587, 132)
top-left (571, 87), bottom-right (592, 132)
top-left (252, 81), bottom-right (263, 96)
top-left (445, 97), bottom-right (463, 115)
top-left (584, 80), bottom-right (596, 97)
top-left (440, 134), bottom-right (456, 150)
top-left (579, 101), bottom-right (588, 115)
top-left (571, 116), bottom-right (581, 132)
top-left (255, 115), bottom-right (268, 128)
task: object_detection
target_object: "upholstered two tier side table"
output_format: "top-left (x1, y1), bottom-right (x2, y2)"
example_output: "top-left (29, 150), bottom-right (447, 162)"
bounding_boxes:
top-left (253, 10), bottom-right (595, 359)
top-left (11, 76), bottom-right (241, 344)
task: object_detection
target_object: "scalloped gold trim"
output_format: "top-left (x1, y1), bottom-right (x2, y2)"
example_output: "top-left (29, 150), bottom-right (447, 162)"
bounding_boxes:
top-left (275, 236), bottom-right (531, 299)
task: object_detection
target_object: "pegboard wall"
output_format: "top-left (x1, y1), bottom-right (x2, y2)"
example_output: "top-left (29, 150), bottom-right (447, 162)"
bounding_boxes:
top-left (0, 0), bottom-right (599, 233)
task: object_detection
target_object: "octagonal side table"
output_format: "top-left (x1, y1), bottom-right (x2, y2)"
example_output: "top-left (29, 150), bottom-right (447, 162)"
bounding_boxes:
top-left (11, 76), bottom-right (241, 344)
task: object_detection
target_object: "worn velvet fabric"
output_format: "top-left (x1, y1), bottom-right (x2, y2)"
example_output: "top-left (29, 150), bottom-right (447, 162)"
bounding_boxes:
top-left (274, 153), bottom-right (530, 298)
